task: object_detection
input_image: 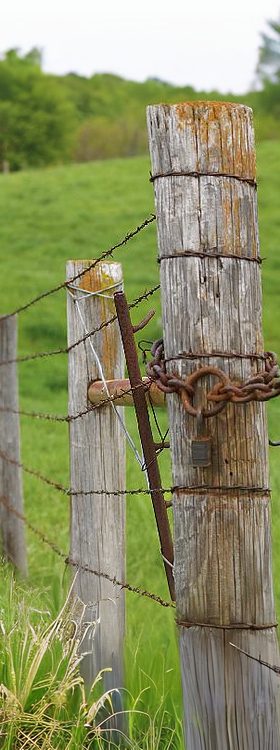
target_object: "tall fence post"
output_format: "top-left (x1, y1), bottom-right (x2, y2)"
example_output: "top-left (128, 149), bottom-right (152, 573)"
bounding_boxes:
top-left (66, 261), bottom-right (126, 725)
top-left (0, 315), bottom-right (27, 575)
top-left (147, 102), bottom-right (280, 748)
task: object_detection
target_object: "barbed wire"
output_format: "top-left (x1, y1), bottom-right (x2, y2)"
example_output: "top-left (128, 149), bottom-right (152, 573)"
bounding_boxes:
top-left (0, 448), bottom-right (270, 499)
top-left (0, 495), bottom-right (174, 609)
top-left (0, 380), bottom-right (148, 423)
top-left (1, 214), bottom-right (156, 320)
top-left (0, 447), bottom-right (166, 497)
top-left (72, 288), bottom-right (144, 469)
top-left (0, 283), bottom-right (160, 367)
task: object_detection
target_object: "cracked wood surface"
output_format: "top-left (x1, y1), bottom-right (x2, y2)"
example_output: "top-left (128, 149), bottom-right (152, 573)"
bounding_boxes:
top-left (0, 316), bottom-right (27, 575)
top-left (147, 101), bottom-right (280, 749)
top-left (67, 261), bottom-right (125, 728)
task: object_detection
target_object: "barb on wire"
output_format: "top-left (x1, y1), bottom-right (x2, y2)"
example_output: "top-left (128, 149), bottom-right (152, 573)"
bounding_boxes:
top-left (2, 214), bottom-right (156, 320)
top-left (0, 284), bottom-right (160, 367)
top-left (0, 495), bottom-right (174, 610)
top-left (66, 557), bottom-right (175, 608)
top-left (71, 289), bottom-right (143, 468)
top-left (0, 448), bottom-right (269, 499)
top-left (0, 381), bottom-right (150, 423)
top-left (0, 448), bottom-right (70, 495)
top-left (0, 446), bottom-right (172, 498)
top-left (0, 495), bottom-right (65, 559)
top-left (229, 642), bottom-right (280, 674)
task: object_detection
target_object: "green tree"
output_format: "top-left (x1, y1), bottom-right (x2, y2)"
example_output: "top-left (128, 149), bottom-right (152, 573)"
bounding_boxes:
top-left (0, 49), bottom-right (76, 170)
top-left (257, 15), bottom-right (280, 82)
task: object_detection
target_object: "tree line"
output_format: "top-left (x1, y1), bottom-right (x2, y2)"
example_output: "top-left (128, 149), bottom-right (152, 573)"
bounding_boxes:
top-left (1, 15), bottom-right (280, 172)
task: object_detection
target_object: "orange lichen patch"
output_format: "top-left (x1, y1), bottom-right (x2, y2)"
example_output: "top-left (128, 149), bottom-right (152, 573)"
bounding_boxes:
top-left (174, 100), bottom-right (251, 116)
top-left (175, 102), bottom-right (196, 131)
top-left (168, 102), bottom-right (256, 180)
top-left (75, 261), bottom-right (122, 380)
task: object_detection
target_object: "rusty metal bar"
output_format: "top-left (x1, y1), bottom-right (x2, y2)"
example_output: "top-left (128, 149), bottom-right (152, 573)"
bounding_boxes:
top-left (88, 377), bottom-right (165, 407)
top-left (114, 290), bottom-right (175, 601)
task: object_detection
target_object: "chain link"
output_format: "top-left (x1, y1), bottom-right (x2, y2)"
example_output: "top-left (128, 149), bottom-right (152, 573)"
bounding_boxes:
top-left (147, 340), bottom-right (280, 417)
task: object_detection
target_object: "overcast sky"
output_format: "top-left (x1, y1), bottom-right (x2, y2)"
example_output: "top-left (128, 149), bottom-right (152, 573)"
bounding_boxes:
top-left (2, 0), bottom-right (280, 93)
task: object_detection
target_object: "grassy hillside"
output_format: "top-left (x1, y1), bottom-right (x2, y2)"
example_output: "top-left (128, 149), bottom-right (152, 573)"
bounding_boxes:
top-left (0, 143), bottom-right (280, 724)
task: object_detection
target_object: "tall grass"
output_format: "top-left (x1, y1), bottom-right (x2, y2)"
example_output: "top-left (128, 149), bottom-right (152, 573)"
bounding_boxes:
top-left (0, 566), bottom-right (183, 749)
top-left (0, 566), bottom-right (116, 748)
top-left (0, 146), bottom-right (280, 745)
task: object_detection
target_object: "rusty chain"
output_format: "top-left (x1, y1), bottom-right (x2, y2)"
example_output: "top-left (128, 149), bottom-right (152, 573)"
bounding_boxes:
top-left (147, 340), bottom-right (280, 418)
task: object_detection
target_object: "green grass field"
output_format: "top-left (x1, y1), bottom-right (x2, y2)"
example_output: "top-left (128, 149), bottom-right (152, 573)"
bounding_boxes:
top-left (1, 143), bottom-right (280, 742)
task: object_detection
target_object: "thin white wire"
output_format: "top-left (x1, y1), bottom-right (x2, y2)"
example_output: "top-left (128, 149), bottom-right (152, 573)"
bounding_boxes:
top-left (68, 288), bottom-right (146, 472)
top-left (69, 286), bottom-right (171, 569)
top-left (67, 281), bottom-right (121, 300)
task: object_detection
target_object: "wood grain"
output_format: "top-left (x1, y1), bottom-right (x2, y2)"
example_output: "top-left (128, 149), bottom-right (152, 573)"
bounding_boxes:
top-left (147, 101), bottom-right (280, 749)
top-left (67, 261), bottom-right (125, 729)
top-left (0, 315), bottom-right (27, 575)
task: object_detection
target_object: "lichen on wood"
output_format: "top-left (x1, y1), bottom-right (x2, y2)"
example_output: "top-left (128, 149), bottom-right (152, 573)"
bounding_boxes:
top-left (147, 101), bottom-right (280, 749)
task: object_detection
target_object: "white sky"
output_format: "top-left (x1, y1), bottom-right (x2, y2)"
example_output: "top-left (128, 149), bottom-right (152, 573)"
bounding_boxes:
top-left (2, 0), bottom-right (280, 93)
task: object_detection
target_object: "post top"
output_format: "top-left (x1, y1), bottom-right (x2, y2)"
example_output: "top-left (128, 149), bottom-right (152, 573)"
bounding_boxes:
top-left (66, 260), bottom-right (122, 266)
top-left (148, 100), bottom-right (251, 112)
top-left (147, 101), bottom-right (256, 180)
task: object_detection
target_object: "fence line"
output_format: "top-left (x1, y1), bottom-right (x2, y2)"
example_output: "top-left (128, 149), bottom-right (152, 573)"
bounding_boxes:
top-left (0, 220), bottom-right (173, 698)
top-left (2, 214), bottom-right (156, 320)
top-left (0, 283), bottom-right (160, 367)
top-left (0, 446), bottom-right (268, 500)
top-left (0, 446), bottom-right (170, 497)
top-left (0, 381), bottom-right (152, 422)
top-left (0, 495), bottom-right (174, 610)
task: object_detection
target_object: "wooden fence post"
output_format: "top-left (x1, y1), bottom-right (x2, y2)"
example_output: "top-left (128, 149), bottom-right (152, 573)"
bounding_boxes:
top-left (147, 102), bottom-right (280, 748)
top-left (0, 315), bottom-right (27, 575)
top-left (66, 261), bottom-right (125, 726)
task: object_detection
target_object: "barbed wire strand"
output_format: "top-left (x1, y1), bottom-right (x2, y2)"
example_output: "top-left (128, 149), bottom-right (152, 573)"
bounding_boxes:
top-left (0, 381), bottom-right (148, 423)
top-left (71, 290), bottom-right (144, 469)
top-left (0, 284), bottom-right (160, 367)
top-left (0, 495), bottom-right (174, 609)
top-left (0, 448), bottom-right (269, 498)
top-left (0, 447), bottom-right (165, 497)
top-left (1, 214), bottom-right (156, 321)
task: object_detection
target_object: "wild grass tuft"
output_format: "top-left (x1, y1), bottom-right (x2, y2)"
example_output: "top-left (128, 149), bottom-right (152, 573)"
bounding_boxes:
top-left (0, 566), bottom-right (119, 749)
top-left (0, 566), bottom-right (183, 749)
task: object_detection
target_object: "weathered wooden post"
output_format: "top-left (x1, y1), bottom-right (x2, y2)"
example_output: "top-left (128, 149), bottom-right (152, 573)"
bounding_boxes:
top-left (67, 261), bottom-right (125, 727)
top-left (0, 316), bottom-right (27, 575)
top-left (147, 102), bottom-right (280, 748)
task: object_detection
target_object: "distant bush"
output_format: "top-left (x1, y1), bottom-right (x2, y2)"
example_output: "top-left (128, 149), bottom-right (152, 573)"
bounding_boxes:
top-left (1, 47), bottom-right (280, 171)
top-left (0, 49), bottom-right (76, 171)
top-left (73, 116), bottom-right (147, 162)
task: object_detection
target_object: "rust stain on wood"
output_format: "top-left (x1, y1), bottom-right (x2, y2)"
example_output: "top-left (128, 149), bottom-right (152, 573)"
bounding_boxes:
top-left (78, 262), bottom-right (119, 379)
top-left (170, 102), bottom-right (257, 180)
